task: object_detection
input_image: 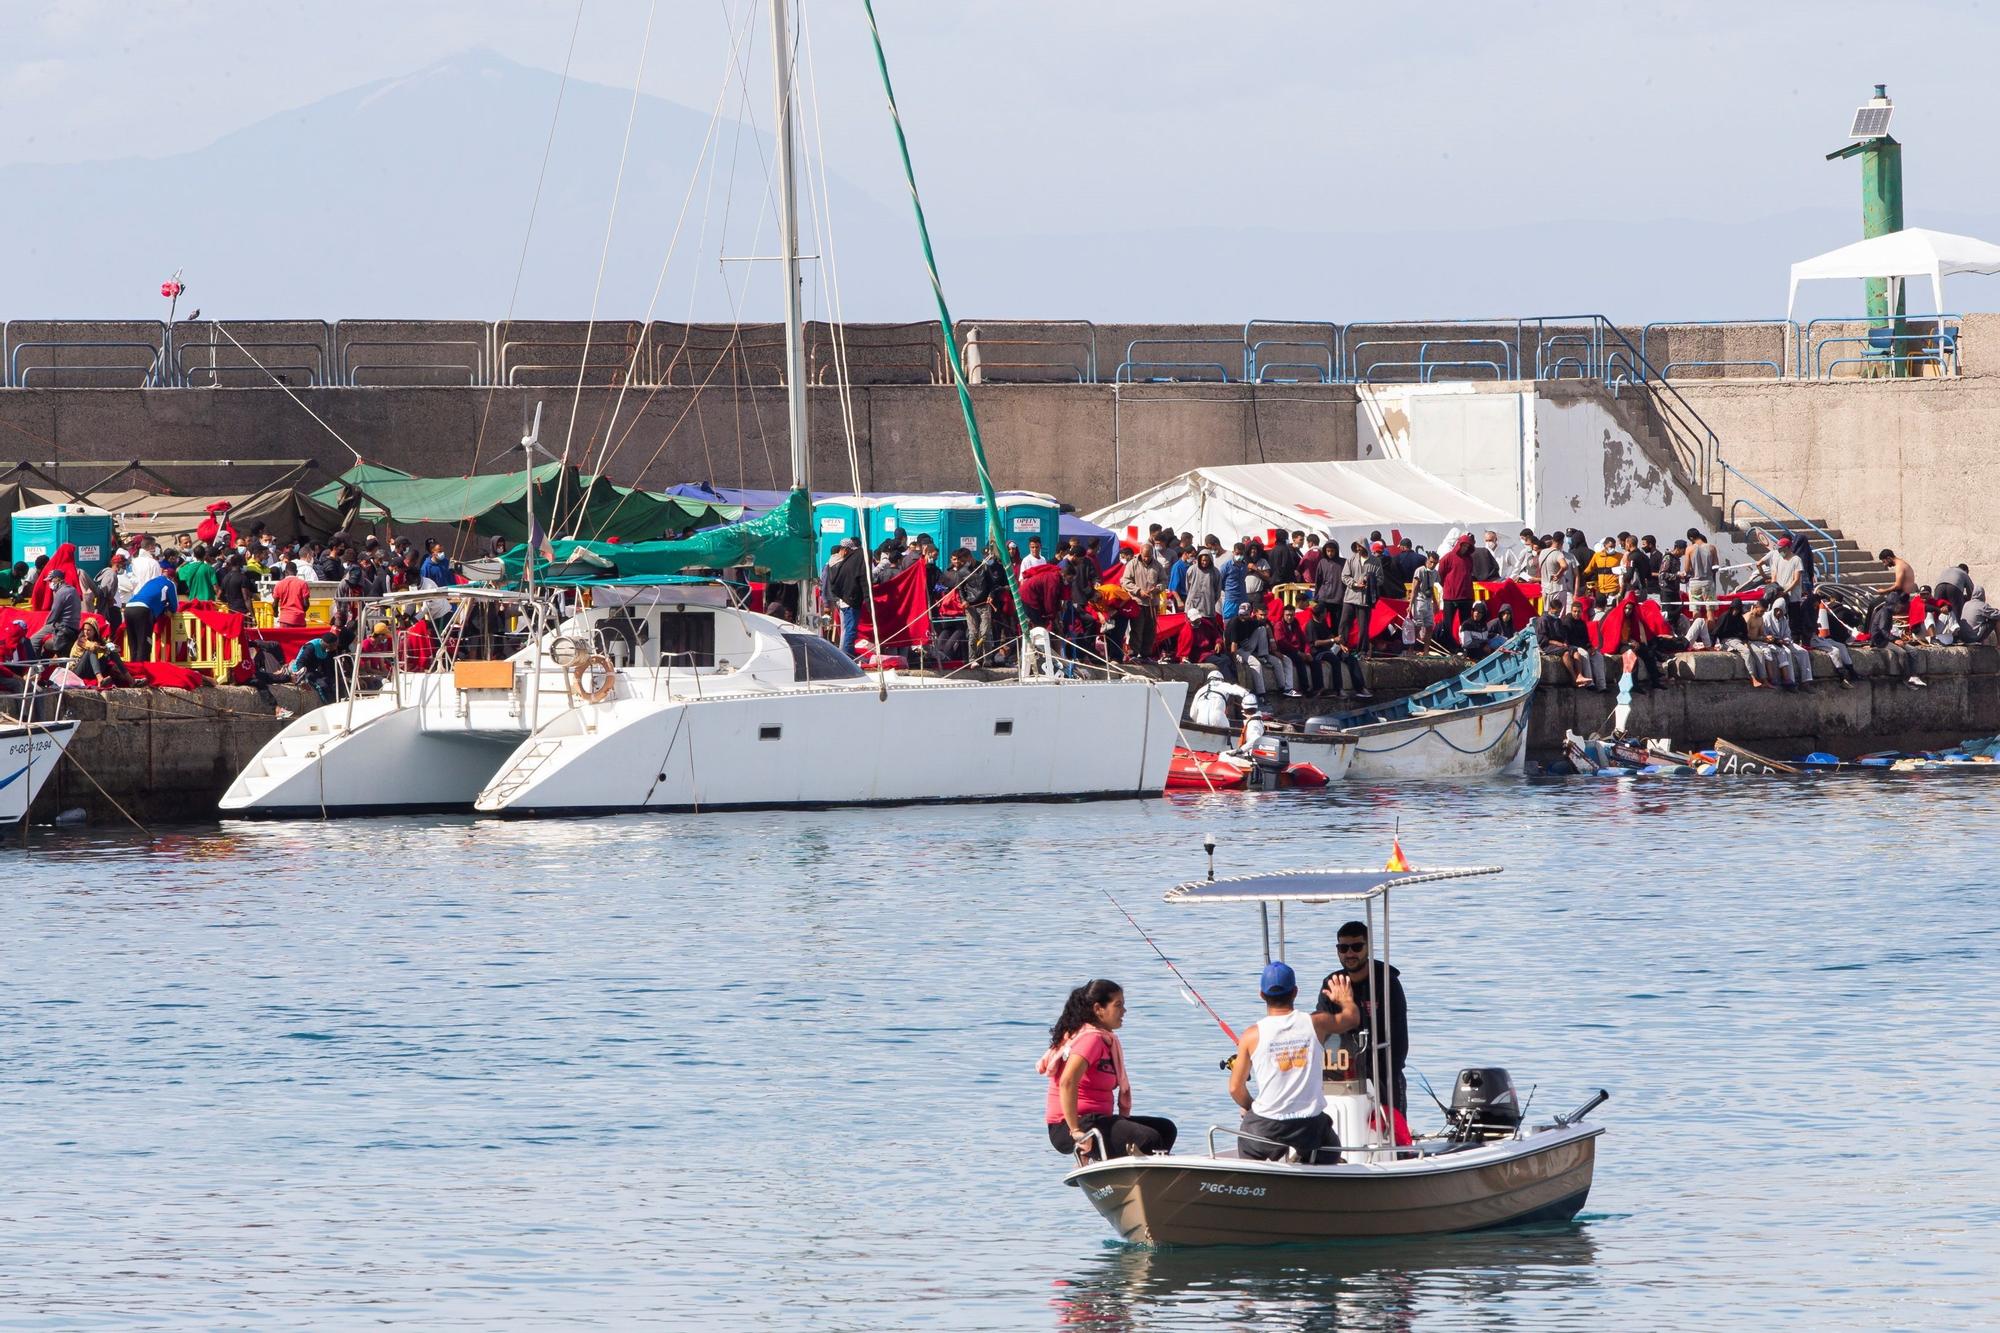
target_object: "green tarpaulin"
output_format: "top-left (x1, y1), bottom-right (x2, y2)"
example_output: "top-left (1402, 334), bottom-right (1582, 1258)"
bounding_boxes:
top-left (309, 463), bottom-right (739, 542)
top-left (501, 488), bottom-right (816, 585)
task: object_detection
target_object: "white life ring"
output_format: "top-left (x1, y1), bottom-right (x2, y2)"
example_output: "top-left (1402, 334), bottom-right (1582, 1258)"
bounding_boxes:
top-left (571, 653), bottom-right (616, 703)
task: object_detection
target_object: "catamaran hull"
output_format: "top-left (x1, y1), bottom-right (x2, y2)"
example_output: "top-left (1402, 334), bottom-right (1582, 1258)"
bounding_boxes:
top-left (0, 720), bottom-right (78, 822)
top-left (219, 700), bottom-right (519, 817)
top-left (476, 678), bottom-right (1189, 815)
top-left (1066, 1124), bottom-right (1600, 1247)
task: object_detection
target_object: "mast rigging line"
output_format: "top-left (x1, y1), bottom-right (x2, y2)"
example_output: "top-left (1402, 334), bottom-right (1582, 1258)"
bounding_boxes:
top-left (457, 0), bottom-right (587, 561)
top-left (861, 1), bottom-right (1027, 629)
top-left (548, 0), bottom-right (662, 542)
top-left (796, 0), bottom-right (882, 652)
top-left (575, 0), bottom-right (788, 540)
top-left (564, 0), bottom-right (763, 538)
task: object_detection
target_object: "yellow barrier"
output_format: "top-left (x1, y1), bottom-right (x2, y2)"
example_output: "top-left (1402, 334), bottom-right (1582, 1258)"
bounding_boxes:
top-left (173, 611), bottom-right (244, 684)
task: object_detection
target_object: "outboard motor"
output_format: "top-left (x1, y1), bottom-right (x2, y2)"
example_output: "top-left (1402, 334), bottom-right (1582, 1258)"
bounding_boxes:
top-left (1247, 737), bottom-right (1292, 790)
top-left (1448, 1067), bottom-right (1523, 1141)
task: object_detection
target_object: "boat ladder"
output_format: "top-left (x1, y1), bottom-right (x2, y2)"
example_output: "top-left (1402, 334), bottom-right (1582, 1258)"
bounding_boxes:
top-left (482, 738), bottom-right (564, 805)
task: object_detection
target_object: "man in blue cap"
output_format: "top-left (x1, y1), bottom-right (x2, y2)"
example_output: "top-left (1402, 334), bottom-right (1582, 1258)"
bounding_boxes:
top-left (1227, 960), bottom-right (1360, 1163)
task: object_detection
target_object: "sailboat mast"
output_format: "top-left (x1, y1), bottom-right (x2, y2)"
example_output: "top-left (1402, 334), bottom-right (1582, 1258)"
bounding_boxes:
top-left (771, 0), bottom-right (811, 495)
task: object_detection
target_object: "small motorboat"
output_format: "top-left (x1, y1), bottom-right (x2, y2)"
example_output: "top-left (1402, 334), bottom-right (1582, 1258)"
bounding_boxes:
top-left (1165, 747), bottom-right (1332, 792)
top-left (1182, 630), bottom-right (1539, 780)
top-left (1166, 748), bottom-right (1246, 790)
top-left (1064, 862), bottom-right (1607, 1246)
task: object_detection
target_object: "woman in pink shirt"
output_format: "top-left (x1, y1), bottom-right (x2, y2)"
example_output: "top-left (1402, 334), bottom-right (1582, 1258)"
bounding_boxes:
top-left (1039, 979), bottom-right (1178, 1162)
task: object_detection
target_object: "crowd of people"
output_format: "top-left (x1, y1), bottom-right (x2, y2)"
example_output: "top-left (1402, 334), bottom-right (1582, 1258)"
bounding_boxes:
top-left (817, 519), bottom-right (1992, 699)
top-left (1042, 918), bottom-right (1409, 1167)
top-left (1, 514), bottom-right (507, 715)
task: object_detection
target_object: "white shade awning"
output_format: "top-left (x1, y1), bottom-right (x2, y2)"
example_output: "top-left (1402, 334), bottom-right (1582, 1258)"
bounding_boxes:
top-left (1787, 227), bottom-right (2000, 318)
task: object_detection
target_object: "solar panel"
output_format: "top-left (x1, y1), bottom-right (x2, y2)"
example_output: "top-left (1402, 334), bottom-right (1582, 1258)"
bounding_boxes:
top-left (1850, 105), bottom-right (1893, 139)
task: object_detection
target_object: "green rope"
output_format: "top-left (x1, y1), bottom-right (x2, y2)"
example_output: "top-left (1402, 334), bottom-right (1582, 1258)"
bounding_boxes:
top-left (862, 0), bottom-right (1028, 632)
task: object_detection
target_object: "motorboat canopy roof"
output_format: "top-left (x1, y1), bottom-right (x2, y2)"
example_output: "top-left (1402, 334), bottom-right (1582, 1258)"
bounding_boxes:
top-left (1164, 866), bottom-right (1503, 905)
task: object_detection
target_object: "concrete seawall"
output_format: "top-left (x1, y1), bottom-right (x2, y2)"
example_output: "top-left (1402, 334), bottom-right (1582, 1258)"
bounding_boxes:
top-left (22, 647), bottom-right (1995, 829)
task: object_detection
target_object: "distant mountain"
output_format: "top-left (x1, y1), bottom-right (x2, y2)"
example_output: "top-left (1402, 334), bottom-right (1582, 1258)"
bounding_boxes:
top-left (3, 50), bottom-right (1996, 323)
top-left (0, 49), bottom-right (926, 322)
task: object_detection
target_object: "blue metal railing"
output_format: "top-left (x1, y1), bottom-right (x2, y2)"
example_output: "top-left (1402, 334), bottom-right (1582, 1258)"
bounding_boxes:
top-left (0, 315), bottom-right (1970, 390)
top-left (1114, 338), bottom-right (1242, 383)
top-left (1801, 315), bottom-right (1960, 378)
top-left (9, 340), bottom-right (166, 387)
top-left (1639, 320), bottom-right (1796, 381)
top-left (1347, 335), bottom-right (1518, 382)
top-left (1722, 462), bottom-right (1841, 583)
top-left (1242, 319), bottom-right (1340, 383)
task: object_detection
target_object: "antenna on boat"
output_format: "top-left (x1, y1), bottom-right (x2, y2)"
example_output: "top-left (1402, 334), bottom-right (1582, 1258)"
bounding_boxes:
top-left (521, 400), bottom-right (547, 599)
top-left (1202, 831), bottom-right (1216, 882)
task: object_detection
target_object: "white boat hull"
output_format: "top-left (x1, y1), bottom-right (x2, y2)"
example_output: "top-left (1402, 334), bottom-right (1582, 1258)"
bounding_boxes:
top-left (1340, 692), bottom-right (1533, 779)
top-left (219, 695), bottom-right (519, 817)
top-left (1066, 1122), bottom-right (1601, 1245)
top-left (476, 677), bottom-right (1189, 814)
top-left (0, 719), bottom-right (78, 822)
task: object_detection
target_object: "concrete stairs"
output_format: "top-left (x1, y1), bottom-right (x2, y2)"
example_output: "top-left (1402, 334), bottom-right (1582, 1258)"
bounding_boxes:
top-left (1734, 519), bottom-right (1892, 591)
top-left (1555, 380), bottom-right (1892, 594)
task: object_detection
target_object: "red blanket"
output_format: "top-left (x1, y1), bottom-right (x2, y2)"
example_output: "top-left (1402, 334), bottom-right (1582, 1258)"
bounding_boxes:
top-left (869, 561), bottom-right (931, 650)
top-left (127, 660), bottom-right (210, 690)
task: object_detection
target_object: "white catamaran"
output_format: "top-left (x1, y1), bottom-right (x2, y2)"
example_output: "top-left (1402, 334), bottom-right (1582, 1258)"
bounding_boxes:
top-left (222, 0), bottom-right (1186, 819)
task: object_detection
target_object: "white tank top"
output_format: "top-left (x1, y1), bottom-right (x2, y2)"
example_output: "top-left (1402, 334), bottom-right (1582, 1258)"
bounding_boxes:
top-left (1250, 1010), bottom-right (1325, 1120)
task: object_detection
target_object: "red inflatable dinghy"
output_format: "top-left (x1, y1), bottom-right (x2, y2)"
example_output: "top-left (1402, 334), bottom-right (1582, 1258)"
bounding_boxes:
top-left (1166, 747), bottom-right (1247, 790)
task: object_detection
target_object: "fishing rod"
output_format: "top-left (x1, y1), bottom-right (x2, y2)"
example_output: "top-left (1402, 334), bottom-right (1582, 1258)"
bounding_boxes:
top-left (1102, 889), bottom-right (1237, 1045)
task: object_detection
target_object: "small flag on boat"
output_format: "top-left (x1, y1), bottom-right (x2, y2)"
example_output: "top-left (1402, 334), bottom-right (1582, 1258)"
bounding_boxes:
top-left (1385, 838), bottom-right (1410, 872)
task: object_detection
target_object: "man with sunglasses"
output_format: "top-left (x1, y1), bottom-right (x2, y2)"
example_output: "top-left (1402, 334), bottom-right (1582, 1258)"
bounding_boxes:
top-left (1315, 920), bottom-right (1410, 1125)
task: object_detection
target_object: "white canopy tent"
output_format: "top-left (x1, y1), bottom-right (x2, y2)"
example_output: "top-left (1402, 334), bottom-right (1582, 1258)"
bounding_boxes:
top-left (1086, 459), bottom-right (1519, 554)
top-left (1787, 227), bottom-right (2000, 318)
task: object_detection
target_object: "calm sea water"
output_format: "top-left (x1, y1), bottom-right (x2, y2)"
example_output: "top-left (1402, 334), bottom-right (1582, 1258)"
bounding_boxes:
top-left (3, 774), bottom-right (1998, 1330)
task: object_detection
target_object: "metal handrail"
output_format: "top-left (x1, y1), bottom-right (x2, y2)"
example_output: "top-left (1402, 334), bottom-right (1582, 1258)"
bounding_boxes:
top-left (10, 340), bottom-right (166, 388)
top-left (1799, 314), bottom-right (1961, 377)
top-left (1117, 338), bottom-right (1243, 383)
top-left (337, 337), bottom-right (486, 385)
top-left (173, 339), bottom-right (328, 387)
top-left (1242, 319), bottom-right (1341, 383)
top-left (1721, 461), bottom-right (1841, 582)
top-left (1114, 358), bottom-right (1232, 383)
top-left (956, 319), bottom-right (1097, 381)
top-left (1640, 319), bottom-right (1798, 381)
top-left (1349, 336), bottom-right (1518, 382)
top-left (1812, 332), bottom-right (1960, 379)
top-left (1661, 359), bottom-right (1783, 380)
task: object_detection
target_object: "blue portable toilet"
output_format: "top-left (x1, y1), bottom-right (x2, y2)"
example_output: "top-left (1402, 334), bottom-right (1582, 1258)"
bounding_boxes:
top-left (880, 492), bottom-right (986, 558)
top-left (11, 502), bottom-right (115, 577)
top-left (812, 496), bottom-right (872, 568)
top-left (996, 489), bottom-right (1060, 558)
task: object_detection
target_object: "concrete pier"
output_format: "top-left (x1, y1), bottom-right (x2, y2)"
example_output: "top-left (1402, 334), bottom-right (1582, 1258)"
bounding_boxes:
top-left (17, 646), bottom-right (1995, 830)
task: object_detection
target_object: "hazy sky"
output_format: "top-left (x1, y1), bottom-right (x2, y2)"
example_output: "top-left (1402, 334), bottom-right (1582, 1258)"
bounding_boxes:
top-left (4, 0), bottom-right (1998, 319)
top-left (7, 0), bottom-right (1995, 225)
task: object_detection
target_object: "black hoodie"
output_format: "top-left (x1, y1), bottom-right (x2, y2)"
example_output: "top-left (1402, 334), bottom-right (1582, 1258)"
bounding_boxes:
top-left (1316, 958), bottom-right (1409, 1106)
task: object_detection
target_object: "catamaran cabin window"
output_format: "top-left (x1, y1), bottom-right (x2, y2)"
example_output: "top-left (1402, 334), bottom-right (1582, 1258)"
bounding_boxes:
top-left (657, 611), bottom-right (716, 668)
top-left (787, 634), bottom-right (866, 682)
